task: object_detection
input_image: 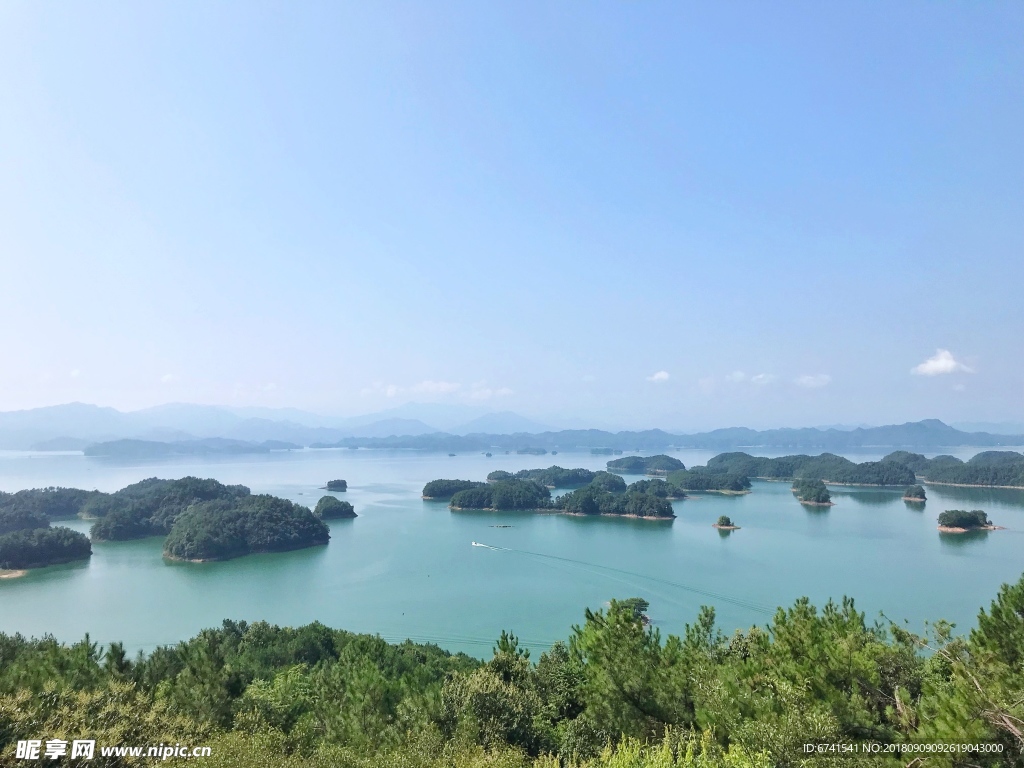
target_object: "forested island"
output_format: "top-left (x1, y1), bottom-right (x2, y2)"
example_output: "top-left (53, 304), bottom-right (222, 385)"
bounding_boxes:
top-left (713, 515), bottom-right (739, 530)
top-left (324, 479), bottom-right (347, 492)
top-left (163, 496), bottom-right (329, 562)
top-left (0, 526), bottom-right (92, 574)
top-left (937, 509), bottom-right (1001, 533)
top-left (884, 450), bottom-right (1024, 488)
top-left (903, 484), bottom-right (927, 502)
top-left (606, 454), bottom-right (685, 475)
top-left (313, 496), bottom-right (357, 519)
top-left (426, 471), bottom-right (678, 518)
top-left (2, 574), bottom-right (1023, 766)
top-left (793, 478), bottom-right (833, 506)
top-left (1, 477), bottom-right (335, 565)
top-left (0, 488), bottom-right (96, 574)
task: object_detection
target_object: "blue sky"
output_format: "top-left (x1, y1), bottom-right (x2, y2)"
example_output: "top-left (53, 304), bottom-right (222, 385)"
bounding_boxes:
top-left (1, 1), bottom-right (1021, 429)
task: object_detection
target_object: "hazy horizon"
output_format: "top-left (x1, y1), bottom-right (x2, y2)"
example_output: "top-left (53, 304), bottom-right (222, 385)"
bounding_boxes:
top-left (2, 2), bottom-right (1021, 429)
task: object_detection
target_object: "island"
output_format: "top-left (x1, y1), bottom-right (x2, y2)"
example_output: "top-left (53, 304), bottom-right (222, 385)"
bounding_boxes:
top-left (886, 450), bottom-right (1024, 489)
top-left (163, 495), bottom-right (330, 562)
top-left (903, 485), bottom-right (927, 503)
top-left (666, 468), bottom-right (751, 494)
top-left (314, 496), bottom-right (357, 519)
top-left (0, 526), bottom-right (92, 575)
top-left (324, 479), bottom-right (348, 492)
top-left (793, 478), bottom-right (833, 506)
top-left (705, 452), bottom-right (915, 486)
top-left (87, 477), bottom-right (251, 541)
top-left (713, 515), bottom-right (740, 530)
top-left (937, 509), bottom-right (1002, 533)
top-left (422, 479), bottom-right (486, 500)
top-left (442, 473), bottom-right (676, 519)
top-left (606, 454), bottom-right (685, 475)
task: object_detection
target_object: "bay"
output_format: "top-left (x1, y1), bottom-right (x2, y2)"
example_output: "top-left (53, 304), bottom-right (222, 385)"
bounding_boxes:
top-left (1, 447), bottom-right (1023, 657)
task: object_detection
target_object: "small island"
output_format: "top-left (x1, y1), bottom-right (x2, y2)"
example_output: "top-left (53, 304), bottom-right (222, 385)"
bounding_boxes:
top-left (606, 454), bottom-right (685, 476)
top-left (903, 485), bottom-right (926, 503)
top-left (163, 495), bottom-right (330, 562)
top-left (713, 515), bottom-right (740, 530)
top-left (0, 526), bottom-right (92, 575)
top-left (793, 478), bottom-right (833, 506)
top-left (314, 496), bottom-right (357, 519)
top-left (324, 479), bottom-right (348, 492)
top-left (937, 509), bottom-right (1002, 534)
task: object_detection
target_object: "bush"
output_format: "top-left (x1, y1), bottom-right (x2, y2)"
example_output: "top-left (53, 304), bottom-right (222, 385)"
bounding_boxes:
top-left (717, 516), bottom-right (733, 527)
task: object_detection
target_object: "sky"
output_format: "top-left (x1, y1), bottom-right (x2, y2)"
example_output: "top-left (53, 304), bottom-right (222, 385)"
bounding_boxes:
top-left (1, 1), bottom-right (1021, 430)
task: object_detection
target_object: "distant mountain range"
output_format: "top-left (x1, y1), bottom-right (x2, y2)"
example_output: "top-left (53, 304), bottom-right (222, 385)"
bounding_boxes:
top-left (0, 402), bottom-right (553, 450)
top-left (3, 403), bottom-right (1021, 456)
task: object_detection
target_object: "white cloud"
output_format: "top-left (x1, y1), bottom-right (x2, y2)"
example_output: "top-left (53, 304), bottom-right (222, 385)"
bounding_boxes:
top-left (911, 349), bottom-right (974, 376)
top-left (647, 371), bottom-right (670, 383)
top-left (263, 382), bottom-right (277, 392)
top-left (70, 369), bottom-right (80, 378)
top-left (385, 384), bottom-right (400, 398)
top-left (750, 373), bottom-right (777, 386)
top-left (794, 374), bottom-right (831, 388)
top-left (160, 373), bottom-right (175, 383)
top-left (724, 371), bottom-right (746, 383)
top-left (411, 380), bottom-right (461, 394)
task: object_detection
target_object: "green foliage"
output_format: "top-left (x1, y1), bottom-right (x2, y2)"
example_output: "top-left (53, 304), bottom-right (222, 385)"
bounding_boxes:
top-left (607, 456), bottom-right (685, 475)
top-left (423, 480), bottom-right (486, 499)
top-left (450, 486), bottom-right (495, 509)
top-left (314, 496), bottom-right (356, 519)
top-left (715, 516), bottom-right (732, 527)
top-left (512, 467), bottom-right (597, 487)
top-left (591, 472), bottom-right (627, 493)
top-left (937, 509), bottom-right (990, 529)
top-left (6, 575), bottom-right (1024, 767)
top-left (163, 495), bottom-right (329, 561)
top-left (487, 471), bottom-right (515, 482)
top-left (707, 452), bottom-right (915, 485)
top-left (490, 480), bottom-right (551, 510)
top-left (89, 477), bottom-right (251, 541)
top-left (325, 479), bottom-right (347, 491)
top-left (908, 451), bottom-right (1024, 487)
top-left (0, 526), bottom-right (92, 569)
top-left (667, 470), bottom-right (750, 492)
top-left (793, 479), bottom-right (831, 504)
top-left (554, 487), bottom-right (674, 518)
top-left (0, 506), bottom-right (49, 536)
top-left (0, 487), bottom-right (99, 522)
top-left (903, 485), bottom-right (926, 500)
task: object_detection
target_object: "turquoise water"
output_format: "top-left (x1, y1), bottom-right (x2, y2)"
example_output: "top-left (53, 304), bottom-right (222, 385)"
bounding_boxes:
top-left (1, 448), bottom-right (1023, 657)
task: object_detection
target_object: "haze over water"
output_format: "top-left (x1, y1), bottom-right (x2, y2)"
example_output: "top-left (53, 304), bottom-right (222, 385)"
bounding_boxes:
top-left (2, 447), bottom-right (1022, 657)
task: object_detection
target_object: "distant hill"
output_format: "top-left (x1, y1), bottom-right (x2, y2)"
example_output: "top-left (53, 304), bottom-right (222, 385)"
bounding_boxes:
top-left (83, 438), bottom-right (301, 458)
top-left (454, 411), bottom-right (552, 435)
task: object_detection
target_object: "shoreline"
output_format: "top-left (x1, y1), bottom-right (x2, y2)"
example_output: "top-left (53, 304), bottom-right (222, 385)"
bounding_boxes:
top-left (922, 480), bottom-right (1024, 490)
top-left (712, 524), bottom-right (740, 530)
top-left (164, 540), bottom-right (329, 564)
top-left (450, 506), bottom-right (675, 520)
top-left (937, 525), bottom-right (1005, 534)
top-left (0, 569), bottom-right (28, 579)
top-left (676, 489), bottom-right (750, 496)
top-left (902, 496), bottom-right (926, 502)
top-left (798, 500), bottom-right (835, 507)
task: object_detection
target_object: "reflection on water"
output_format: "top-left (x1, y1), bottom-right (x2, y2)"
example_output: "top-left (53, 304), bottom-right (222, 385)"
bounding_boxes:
top-left (928, 485), bottom-right (1024, 507)
top-left (938, 529), bottom-right (991, 550)
top-left (834, 489), bottom-right (903, 507)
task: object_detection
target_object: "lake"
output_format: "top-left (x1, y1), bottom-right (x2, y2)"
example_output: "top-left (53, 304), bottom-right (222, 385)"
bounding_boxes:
top-left (2, 447), bottom-right (1023, 658)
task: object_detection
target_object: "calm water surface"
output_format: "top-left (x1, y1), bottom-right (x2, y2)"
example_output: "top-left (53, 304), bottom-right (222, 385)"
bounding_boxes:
top-left (1, 448), bottom-right (1023, 657)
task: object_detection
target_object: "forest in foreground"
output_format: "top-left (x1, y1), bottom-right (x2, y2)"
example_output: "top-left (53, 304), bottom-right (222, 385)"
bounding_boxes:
top-left (2, 574), bottom-right (1023, 767)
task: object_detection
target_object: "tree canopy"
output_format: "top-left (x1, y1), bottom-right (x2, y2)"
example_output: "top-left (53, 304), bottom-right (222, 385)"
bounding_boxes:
top-left (325, 480), bottom-right (347, 492)
top-left (938, 509), bottom-right (991, 529)
top-left (313, 496), bottom-right (356, 519)
top-left (163, 495), bottom-right (330, 561)
top-left (0, 526), bottom-right (92, 570)
top-left (793, 478), bottom-right (831, 505)
top-left (422, 479), bottom-right (485, 499)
